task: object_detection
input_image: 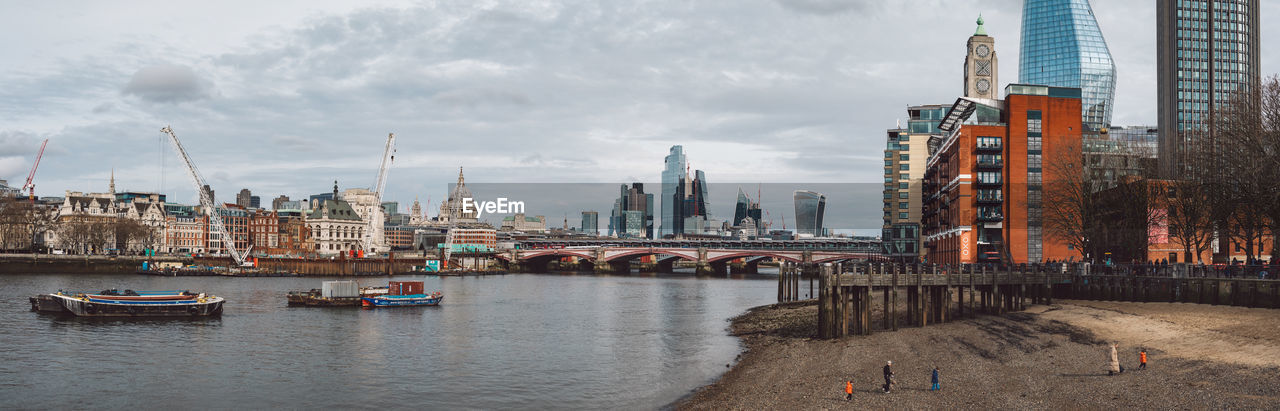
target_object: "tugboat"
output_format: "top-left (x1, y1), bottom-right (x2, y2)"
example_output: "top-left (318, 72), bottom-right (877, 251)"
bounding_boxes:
top-left (360, 281), bottom-right (443, 308)
top-left (30, 289), bottom-right (224, 317)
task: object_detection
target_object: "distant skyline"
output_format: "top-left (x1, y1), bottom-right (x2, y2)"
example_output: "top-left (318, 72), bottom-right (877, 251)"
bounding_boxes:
top-left (2, 1), bottom-right (1278, 222)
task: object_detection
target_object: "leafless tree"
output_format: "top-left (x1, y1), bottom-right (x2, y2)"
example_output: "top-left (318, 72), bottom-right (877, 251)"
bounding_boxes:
top-left (1203, 75), bottom-right (1280, 262)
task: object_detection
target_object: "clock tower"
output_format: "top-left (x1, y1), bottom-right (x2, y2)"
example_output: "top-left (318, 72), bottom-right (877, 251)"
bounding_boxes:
top-left (964, 15), bottom-right (998, 99)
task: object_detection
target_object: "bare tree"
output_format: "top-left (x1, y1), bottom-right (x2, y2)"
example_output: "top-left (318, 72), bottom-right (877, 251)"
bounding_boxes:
top-left (1205, 75), bottom-right (1280, 262)
top-left (1043, 144), bottom-right (1102, 260)
top-left (1164, 180), bottom-right (1214, 263)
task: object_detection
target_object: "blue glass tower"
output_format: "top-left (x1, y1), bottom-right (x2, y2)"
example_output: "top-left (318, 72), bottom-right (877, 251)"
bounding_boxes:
top-left (1019, 0), bottom-right (1116, 131)
top-left (660, 145), bottom-right (686, 238)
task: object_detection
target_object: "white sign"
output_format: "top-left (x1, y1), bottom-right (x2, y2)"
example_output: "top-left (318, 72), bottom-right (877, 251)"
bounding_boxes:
top-left (462, 197), bottom-right (525, 218)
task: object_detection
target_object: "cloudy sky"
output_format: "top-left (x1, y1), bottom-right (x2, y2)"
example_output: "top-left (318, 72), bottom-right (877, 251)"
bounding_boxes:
top-left (2, 0), bottom-right (1277, 231)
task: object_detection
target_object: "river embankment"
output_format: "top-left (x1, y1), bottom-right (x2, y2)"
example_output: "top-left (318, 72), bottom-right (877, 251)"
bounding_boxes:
top-left (678, 298), bottom-right (1280, 409)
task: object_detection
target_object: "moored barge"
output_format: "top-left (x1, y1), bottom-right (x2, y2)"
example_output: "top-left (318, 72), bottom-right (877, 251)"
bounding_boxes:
top-left (30, 289), bottom-right (224, 317)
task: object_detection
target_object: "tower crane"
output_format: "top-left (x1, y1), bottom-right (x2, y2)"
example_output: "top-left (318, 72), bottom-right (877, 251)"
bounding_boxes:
top-left (160, 126), bottom-right (249, 267)
top-left (21, 139), bottom-right (48, 203)
top-left (362, 133), bottom-right (395, 254)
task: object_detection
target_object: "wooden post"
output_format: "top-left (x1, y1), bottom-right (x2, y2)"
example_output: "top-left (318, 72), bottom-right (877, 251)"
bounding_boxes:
top-left (817, 265), bottom-right (829, 339)
top-left (892, 263), bottom-right (899, 331)
top-left (778, 262), bottom-right (785, 302)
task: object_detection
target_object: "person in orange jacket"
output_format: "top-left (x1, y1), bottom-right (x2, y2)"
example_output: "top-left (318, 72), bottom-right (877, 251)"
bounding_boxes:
top-left (1139, 348), bottom-right (1148, 370)
top-left (845, 380), bottom-right (854, 401)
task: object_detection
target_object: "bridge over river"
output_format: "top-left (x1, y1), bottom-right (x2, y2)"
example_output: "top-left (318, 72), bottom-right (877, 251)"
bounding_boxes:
top-left (498, 239), bottom-right (880, 275)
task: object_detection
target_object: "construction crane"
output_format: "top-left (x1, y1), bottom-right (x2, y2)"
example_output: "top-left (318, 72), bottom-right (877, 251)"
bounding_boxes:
top-left (361, 133), bottom-right (395, 255)
top-left (21, 139), bottom-right (48, 203)
top-left (160, 126), bottom-right (249, 267)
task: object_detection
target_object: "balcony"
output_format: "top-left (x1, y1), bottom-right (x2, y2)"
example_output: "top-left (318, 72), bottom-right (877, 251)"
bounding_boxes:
top-left (976, 142), bottom-right (1002, 152)
top-left (977, 212), bottom-right (1004, 222)
top-left (976, 160), bottom-right (1003, 170)
top-left (976, 195), bottom-right (1003, 204)
top-left (976, 178), bottom-right (1002, 187)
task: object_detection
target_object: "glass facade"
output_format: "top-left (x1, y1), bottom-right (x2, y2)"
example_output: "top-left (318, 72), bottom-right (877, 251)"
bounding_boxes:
top-left (1157, 0), bottom-right (1259, 177)
top-left (1019, 0), bottom-right (1116, 131)
top-left (660, 145), bottom-right (685, 238)
top-left (793, 190), bottom-right (826, 237)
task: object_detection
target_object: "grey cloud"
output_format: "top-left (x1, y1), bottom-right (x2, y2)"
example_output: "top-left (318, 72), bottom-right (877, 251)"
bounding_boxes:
top-left (774, 0), bottom-right (879, 14)
top-left (122, 64), bottom-right (210, 103)
top-left (0, 131), bottom-right (44, 157)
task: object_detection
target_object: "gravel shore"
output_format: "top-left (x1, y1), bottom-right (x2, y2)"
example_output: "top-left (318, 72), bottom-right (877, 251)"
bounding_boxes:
top-left (677, 299), bottom-right (1280, 409)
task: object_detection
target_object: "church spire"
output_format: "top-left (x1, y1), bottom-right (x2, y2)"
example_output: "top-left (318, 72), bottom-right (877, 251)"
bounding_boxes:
top-left (109, 168), bottom-right (116, 194)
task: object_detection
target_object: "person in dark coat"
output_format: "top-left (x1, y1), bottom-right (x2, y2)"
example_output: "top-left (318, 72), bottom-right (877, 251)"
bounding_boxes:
top-left (882, 361), bottom-right (895, 393)
top-left (931, 367), bottom-right (941, 391)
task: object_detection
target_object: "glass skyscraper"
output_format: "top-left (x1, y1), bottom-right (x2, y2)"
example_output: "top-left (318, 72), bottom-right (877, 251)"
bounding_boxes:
top-left (1019, 0), bottom-right (1116, 131)
top-left (660, 145), bottom-right (685, 238)
top-left (1157, 0), bottom-right (1260, 177)
top-left (793, 190), bottom-right (826, 237)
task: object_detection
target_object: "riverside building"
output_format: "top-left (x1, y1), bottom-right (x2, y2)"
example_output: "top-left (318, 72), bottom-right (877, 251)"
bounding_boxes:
top-left (882, 104), bottom-right (949, 260)
top-left (922, 84), bottom-right (1084, 265)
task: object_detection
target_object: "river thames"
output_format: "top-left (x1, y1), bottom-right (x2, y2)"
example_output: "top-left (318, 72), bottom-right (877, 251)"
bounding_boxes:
top-left (1, 272), bottom-right (779, 409)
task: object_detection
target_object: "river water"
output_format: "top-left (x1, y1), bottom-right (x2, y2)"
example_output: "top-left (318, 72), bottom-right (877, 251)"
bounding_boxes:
top-left (0, 272), bottom-right (777, 409)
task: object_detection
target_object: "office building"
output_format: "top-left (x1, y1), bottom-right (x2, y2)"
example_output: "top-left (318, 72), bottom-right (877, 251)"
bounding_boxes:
top-left (792, 190), bottom-right (826, 237)
top-left (609, 183), bottom-right (654, 238)
top-left (732, 188), bottom-right (763, 237)
top-left (236, 189), bottom-right (253, 209)
top-left (581, 211), bottom-right (599, 235)
top-left (660, 146), bottom-right (686, 238)
top-left (271, 195), bottom-right (289, 210)
top-left (1019, 0), bottom-right (1117, 131)
top-left (883, 104), bottom-right (949, 259)
top-left (1157, 0), bottom-right (1261, 177)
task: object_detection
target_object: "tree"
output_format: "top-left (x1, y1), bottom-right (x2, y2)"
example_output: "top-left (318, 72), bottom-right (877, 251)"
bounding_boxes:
top-left (1042, 144), bottom-right (1103, 260)
top-left (1203, 75), bottom-right (1280, 262)
top-left (1164, 180), bottom-right (1214, 264)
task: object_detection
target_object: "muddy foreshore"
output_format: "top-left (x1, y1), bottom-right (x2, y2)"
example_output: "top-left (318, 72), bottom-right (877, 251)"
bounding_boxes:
top-left (678, 299), bottom-right (1280, 409)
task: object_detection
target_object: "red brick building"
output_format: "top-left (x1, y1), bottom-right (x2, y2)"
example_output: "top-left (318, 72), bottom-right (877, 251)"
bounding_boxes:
top-left (923, 84), bottom-right (1083, 265)
top-left (249, 209), bottom-right (279, 251)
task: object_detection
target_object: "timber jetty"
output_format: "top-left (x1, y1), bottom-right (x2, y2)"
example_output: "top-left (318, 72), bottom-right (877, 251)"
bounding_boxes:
top-left (797, 263), bottom-right (1280, 339)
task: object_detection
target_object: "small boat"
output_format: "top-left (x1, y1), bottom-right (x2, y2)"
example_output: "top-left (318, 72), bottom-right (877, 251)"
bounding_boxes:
top-left (361, 292), bottom-right (443, 308)
top-left (30, 289), bottom-right (224, 317)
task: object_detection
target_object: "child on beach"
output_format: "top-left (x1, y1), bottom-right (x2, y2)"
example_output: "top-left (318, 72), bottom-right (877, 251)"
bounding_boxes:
top-left (931, 367), bottom-right (941, 391)
top-left (845, 380), bottom-right (853, 401)
top-left (1139, 349), bottom-right (1147, 370)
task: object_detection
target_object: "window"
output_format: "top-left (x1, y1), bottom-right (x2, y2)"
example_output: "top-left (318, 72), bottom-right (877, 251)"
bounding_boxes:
top-left (1028, 154), bottom-right (1042, 169)
top-left (899, 212), bottom-right (909, 220)
top-left (884, 192), bottom-right (892, 199)
top-left (899, 164), bottom-right (909, 171)
top-left (899, 192), bottom-right (909, 199)
top-left (899, 154), bottom-right (909, 161)
top-left (899, 202), bottom-right (909, 209)
top-left (899, 183), bottom-right (909, 189)
top-left (977, 171), bottom-right (1001, 184)
top-left (899, 173), bottom-right (909, 181)
top-left (977, 136), bottom-right (1001, 149)
top-left (885, 160), bottom-right (893, 166)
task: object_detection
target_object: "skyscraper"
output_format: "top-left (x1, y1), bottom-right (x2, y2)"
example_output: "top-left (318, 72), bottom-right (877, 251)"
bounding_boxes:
top-left (660, 145), bottom-right (686, 238)
top-left (1157, 0), bottom-right (1261, 177)
top-left (236, 188), bottom-right (252, 208)
top-left (609, 183), bottom-right (653, 238)
top-left (1019, 0), bottom-right (1117, 131)
top-left (733, 187), bottom-right (763, 235)
top-left (793, 190), bottom-right (826, 237)
top-left (581, 211), bottom-right (599, 235)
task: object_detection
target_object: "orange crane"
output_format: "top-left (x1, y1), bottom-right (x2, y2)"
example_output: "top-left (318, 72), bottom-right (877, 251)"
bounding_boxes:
top-left (21, 139), bottom-right (48, 203)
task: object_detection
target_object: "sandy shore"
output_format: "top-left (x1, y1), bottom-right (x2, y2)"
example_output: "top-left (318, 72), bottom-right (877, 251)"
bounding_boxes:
top-left (678, 299), bottom-right (1280, 409)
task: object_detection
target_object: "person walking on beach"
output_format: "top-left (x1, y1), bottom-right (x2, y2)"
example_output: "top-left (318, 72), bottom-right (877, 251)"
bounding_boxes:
top-left (1139, 348), bottom-right (1148, 370)
top-left (883, 361), bottom-right (895, 393)
top-left (930, 367), bottom-right (941, 391)
top-left (1108, 343), bottom-right (1123, 375)
top-left (845, 380), bottom-right (854, 401)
